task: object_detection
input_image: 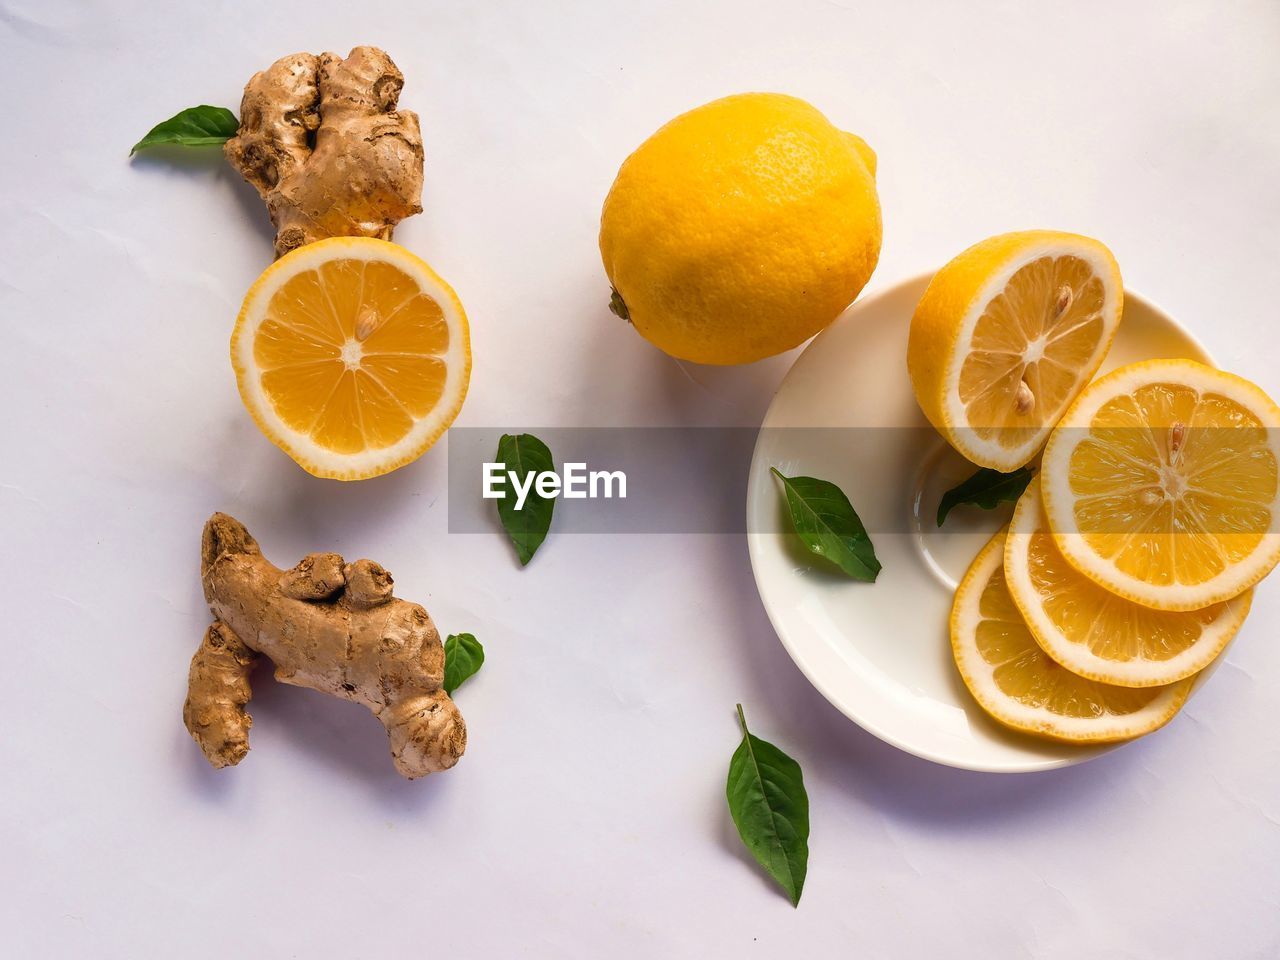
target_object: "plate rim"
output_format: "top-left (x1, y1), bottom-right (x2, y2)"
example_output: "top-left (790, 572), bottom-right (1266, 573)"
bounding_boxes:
top-left (745, 272), bottom-right (1216, 773)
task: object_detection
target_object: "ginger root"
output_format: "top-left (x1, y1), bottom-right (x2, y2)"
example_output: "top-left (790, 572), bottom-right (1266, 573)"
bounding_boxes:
top-left (224, 47), bottom-right (424, 257)
top-left (184, 513), bottom-right (465, 778)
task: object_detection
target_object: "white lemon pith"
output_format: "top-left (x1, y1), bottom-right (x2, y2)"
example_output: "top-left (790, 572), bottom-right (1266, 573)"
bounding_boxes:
top-left (232, 237), bottom-right (471, 481)
top-left (908, 232), bottom-right (1123, 471)
top-left (1041, 359), bottom-right (1280, 610)
top-left (951, 529), bottom-right (1193, 742)
top-left (1004, 482), bottom-right (1251, 687)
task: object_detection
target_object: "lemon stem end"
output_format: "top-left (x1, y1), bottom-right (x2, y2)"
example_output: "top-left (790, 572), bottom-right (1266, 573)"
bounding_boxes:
top-left (609, 288), bottom-right (631, 323)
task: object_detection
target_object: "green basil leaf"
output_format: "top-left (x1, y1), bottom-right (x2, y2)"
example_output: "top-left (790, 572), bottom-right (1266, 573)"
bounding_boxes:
top-left (131, 105), bottom-right (239, 154)
top-left (771, 467), bottom-right (880, 581)
top-left (936, 466), bottom-right (1035, 526)
top-left (443, 633), bottom-right (484, 695)
top-left (494, 433), bottom-right (555, 565)
top-left (726, 704), bottom-right (810, 906)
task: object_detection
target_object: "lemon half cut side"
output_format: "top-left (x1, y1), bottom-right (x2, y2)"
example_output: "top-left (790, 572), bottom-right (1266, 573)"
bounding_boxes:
top-left (909, 231), bottom-right (1123, 471)
top-left (231, 237), bottom-right (471, 481)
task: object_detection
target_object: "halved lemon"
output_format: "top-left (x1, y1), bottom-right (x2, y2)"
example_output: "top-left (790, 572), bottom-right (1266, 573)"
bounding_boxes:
top-left (1005, 482), bottom-right (1251, 686)
top-left (232, 237), bottom-right (471, 480)
top-left (908, 231), bottom-right (1123, 471)
top-left (1041, 359), bottom-right (1280, 610)
top-left (952, 529), bottom-right (1192, 742)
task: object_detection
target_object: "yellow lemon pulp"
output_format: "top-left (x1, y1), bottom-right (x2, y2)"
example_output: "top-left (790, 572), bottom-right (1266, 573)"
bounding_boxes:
top-left (908, 231), bottom-right (1122, 471)
top-left (258, 260), bottom-right (449, 452)
top-left (1004, 482), bottom-right (1249, 686)
top-left (1042, 360), bottom-right (1280, 610)
top-left (232, 238), bottom-right (470, 480)
top-left (961, 256), bottom-right (1108, 449)
top-left (951, 530), bottom-right (1191, 742)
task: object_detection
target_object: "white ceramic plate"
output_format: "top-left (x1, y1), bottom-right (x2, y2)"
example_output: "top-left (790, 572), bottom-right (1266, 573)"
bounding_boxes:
top-left (746, 274), bottom-right (1218, 772)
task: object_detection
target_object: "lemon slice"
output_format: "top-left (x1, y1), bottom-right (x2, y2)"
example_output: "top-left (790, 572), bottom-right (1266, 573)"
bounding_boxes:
top-left (1005, 482), bottom-right (1251, 686)
top-left (951, 529), bottom-right (1192, 742)
top-left (908, 231), bottom-right (1123, 471)
top-left (232, 237), bottom-right (471, 480)
top-left (1041, 359), bottom-right (1280, 610)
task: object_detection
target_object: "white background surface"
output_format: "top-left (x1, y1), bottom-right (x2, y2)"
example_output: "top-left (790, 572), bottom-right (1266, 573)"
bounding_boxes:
top-left (3, 1), bottom-right (1278, 956)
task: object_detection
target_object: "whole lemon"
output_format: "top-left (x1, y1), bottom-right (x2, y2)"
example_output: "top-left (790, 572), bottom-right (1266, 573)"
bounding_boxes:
top-left (599, 93), bottom-right (881, 365)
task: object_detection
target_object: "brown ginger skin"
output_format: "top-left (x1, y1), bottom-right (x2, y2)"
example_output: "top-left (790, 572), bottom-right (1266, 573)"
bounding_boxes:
top-left (224, 46), bottom-right (424, 257)
top-left (184, 513), bottom-right (465, 778)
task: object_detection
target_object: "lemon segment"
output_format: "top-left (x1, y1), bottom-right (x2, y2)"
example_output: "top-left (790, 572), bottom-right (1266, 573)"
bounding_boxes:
top-left (231, 237), bottom-right (470, 480)
top-left (1004, 482), bottom-right (1251, 686)
top-left (951, 530), bottom-right (1192, 742)
top-left (908, 232), bottom-right (1123, 471)
top-left (1041, 360), bottom-right (1280, 610)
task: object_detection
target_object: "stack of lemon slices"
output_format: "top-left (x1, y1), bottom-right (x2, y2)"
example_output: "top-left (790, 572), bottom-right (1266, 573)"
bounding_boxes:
top-left (910, 232), bottom-right (1280, 743)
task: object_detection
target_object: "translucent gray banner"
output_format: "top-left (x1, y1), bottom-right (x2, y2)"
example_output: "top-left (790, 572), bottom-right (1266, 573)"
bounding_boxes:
top-left (446, 427), bottom-right (1276, 535)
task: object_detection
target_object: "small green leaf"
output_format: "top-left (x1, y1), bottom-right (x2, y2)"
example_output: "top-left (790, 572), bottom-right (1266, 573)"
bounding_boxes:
top-left (443, 633), bottom-right (484, 695)
top-left (131, 105), bottom-right (239, 154)
top-left (726, 704), bottom-right (810, 906)
top-left (494, 433), bottom-right (556, 565)
top-left (771, 467), bottom-right (880, 581)
top-left (936, 466), bottom-right (1036, 526)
